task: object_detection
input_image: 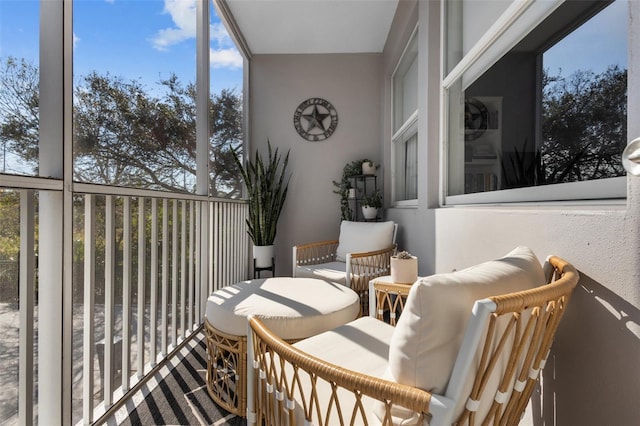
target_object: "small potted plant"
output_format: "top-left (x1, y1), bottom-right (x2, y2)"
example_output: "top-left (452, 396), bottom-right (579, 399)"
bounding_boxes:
top-left (391, 250), bottom-right (418, 284)
top-left (361, 190), bottom-right (382, 220)
top-left (361, 160), bottom-right (378, 175)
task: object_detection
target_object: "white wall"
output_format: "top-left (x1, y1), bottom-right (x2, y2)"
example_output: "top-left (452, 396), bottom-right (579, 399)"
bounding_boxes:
top-left (250, 53), bottom-right (383, 276)
top-left (434, 203), bottom-right (640, 425)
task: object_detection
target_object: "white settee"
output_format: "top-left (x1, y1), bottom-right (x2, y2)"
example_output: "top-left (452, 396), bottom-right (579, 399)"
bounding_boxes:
top-left (248, 246), bottom-right (579, 425)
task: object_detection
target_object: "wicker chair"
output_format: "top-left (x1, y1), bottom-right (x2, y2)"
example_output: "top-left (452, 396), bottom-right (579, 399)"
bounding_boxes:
top-left (248, 248), bottom-right (579, 425)
top-left (292, 220), bottom-right (397, 314)
top-left (370, 277), bottom-right (415, 326)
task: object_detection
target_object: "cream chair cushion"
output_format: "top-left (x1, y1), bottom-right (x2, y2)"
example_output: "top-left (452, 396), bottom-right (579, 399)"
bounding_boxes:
top-left (293, 261), bottom-right (348, 286)
top-left (335, 220), bottom-right (395, 262)
top-left (205, 277), bottom-right (360, 340)
top-left (388, 246), bottom-right (545, 394)
top-left (290, 317), bottom-right (395, 424)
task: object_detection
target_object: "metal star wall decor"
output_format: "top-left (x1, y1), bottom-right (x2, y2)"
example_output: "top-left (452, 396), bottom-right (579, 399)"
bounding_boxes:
top-left (293, 98), bottom-right (338, 141)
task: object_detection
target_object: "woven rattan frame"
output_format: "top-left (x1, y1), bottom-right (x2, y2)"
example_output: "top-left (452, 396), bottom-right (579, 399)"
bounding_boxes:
top-left (248, 255), bottom-right (579, 426)
top-left (249, 316), bottom-right (432, 425)
top-left (204, 317), bottom-right (303, 418)
top-left (373, 281), bottom-right (413, 326)
top-left (294, 239), bottom-right (340, 266)
top-left (455, 255), bottom-right (579, 425)
top-left (204, 318), bottom-right (247, 417)
top-left (294, 239), bottom-right (395, 314)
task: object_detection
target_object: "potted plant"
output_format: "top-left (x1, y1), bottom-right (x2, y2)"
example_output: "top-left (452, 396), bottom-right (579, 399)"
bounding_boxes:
top-left (361, 160), bottom-right (378, 175)
top-left (391, 250), bottom-right (418, 284)
top-left (360, 190), bottom-right (382, 220)
top-left (232, 140), bottom-right (290, 268)
top-left (332, 159), bottom-right (372, 221)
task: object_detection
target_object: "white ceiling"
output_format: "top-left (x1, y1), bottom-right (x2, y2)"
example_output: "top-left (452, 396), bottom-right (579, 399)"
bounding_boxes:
top-left (221, 0), bottom-right (400, 55)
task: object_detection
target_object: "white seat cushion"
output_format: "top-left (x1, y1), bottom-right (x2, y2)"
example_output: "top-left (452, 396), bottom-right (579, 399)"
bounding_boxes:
top-left (286, 317), bottom-right (395, 424)
top-left (205, 277), bottom-right (360, 339)
top-left (388, 246), bottom-right (545, 394)
top-left (294, 261), bottom-right (348, 286)
top-left (335, 220), bottom-right (395, 262)
top-left (294, 316), bottom-right (393, 374)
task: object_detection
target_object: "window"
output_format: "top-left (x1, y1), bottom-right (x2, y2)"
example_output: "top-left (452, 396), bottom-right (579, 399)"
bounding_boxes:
top-left (71, 0), bottom-right (244, 196)
top-left (0, 0), bottom-right (40, 177)
top-left (0, 3), bottom-right (41, 423)
top-left (209, 8), bottom-right (245, 198)
top-left (72, 0), bottom-right (197, 191)
top-left (444, 0), bottom-right (628, 204)
top-left (392, 27), bottom-right (418, 204)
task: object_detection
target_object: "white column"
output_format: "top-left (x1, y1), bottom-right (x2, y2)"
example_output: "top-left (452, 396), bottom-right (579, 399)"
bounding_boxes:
top-left (196, 0), bottom-right (210, 196)
top-left (38, 0), bottom-right (70, 424)
top-left (196, 0), bottom-right (211, 317)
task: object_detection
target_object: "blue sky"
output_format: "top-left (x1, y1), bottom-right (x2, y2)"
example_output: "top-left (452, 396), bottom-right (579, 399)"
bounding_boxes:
top-left (0, 0), bottom-right (243, 95)
top-left (544, 0), bottom-right (627, 78)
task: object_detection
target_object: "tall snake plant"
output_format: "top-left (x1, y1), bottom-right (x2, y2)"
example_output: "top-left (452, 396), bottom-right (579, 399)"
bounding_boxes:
top-left (232, 141), bottom-right (290, 246)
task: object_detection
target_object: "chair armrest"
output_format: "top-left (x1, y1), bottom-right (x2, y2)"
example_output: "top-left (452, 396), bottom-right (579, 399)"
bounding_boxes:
top-left (248, 315), bottom-right (432, 425)
top-left (373, 281), bottom-right (413, 326)
top-left (347, 244), bottom-right (396, 294)
top-left (293, 239), bottom-right (339, 267)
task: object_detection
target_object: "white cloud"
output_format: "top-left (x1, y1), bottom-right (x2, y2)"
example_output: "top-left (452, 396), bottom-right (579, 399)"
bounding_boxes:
top-left (211, 22), bottom-right (233, 47)
top-left (73, 32), bottom-right (80, 49)
top-left (151, 0), bottom-right (242, 70)
top-left (210, 48), bottom-right (243, 69)
top-left (150, 0), bottom-right (197, 51)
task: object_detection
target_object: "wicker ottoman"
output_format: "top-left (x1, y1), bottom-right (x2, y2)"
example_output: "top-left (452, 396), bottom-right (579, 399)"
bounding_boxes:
top-left (204, 277), bottom-right (360, 417)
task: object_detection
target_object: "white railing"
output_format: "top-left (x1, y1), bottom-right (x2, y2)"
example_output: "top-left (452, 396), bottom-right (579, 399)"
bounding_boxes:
top-left (0, 184), bottom-right (249, 425)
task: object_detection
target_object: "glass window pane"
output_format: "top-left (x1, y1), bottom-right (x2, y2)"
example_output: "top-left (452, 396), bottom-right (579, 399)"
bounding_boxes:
top-left (0, 189), bottom-right (39, 424)
top-left (392, 29), bottom-right (419, 203)
top-left (73, 0), bottom-right (196, 192)
top-left (394, 129), bottom-right (418, 202)
top-left (540, 1), bottom-right (627, 185)
top-left (209, 2), bottom-right (244, 198)
top-left (0, 1), bottom-right (40, 177)
top-left (447, 0), bottom-right (627, 198)
top-left (393, 32), bottom-right (418, 133)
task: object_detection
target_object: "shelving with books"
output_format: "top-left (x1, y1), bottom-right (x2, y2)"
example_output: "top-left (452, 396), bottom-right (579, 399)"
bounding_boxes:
top-left (464, 96), bottom-right (502, 193)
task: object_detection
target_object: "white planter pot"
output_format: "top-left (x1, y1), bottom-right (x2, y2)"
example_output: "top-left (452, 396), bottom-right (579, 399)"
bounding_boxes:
top-left (361, 206), bottom-right (378, 220)
top-left (391, 256), bottom-right (418, 284)
top-left (362, 162), bottom-right (376, 175)
top-left (253, 245), bottom-right (274, 268)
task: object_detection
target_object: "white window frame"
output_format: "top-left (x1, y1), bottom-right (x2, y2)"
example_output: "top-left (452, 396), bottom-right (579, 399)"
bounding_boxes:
top-left (391, 24), bottom-right (419, 207)
top-left (441, 0), bottom-right (627, 206)
top-left (392, 111), bottom-right (419, 205)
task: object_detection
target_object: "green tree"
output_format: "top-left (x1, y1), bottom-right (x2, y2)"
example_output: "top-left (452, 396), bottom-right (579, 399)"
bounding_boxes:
top-left (0, 56), bottom-right (243, 196)
top-left (0, 57), bottom-right (39, 168)
top-left (210, 88), bottom-right (244, 197)
top-left (541, 65), bottom-right (627, 183)
top-left (0, 190), bottom-right (21, 260)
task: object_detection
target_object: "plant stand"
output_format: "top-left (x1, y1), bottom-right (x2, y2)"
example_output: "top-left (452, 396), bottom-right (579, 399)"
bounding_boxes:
top-left (349, 174), bottom-right (379, 221)
top-left (253, 257), bottom-right (275, 278)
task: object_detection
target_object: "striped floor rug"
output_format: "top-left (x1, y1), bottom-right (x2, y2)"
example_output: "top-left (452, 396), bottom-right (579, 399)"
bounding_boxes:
top-left (100, 332), bottom-right (246, 426)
